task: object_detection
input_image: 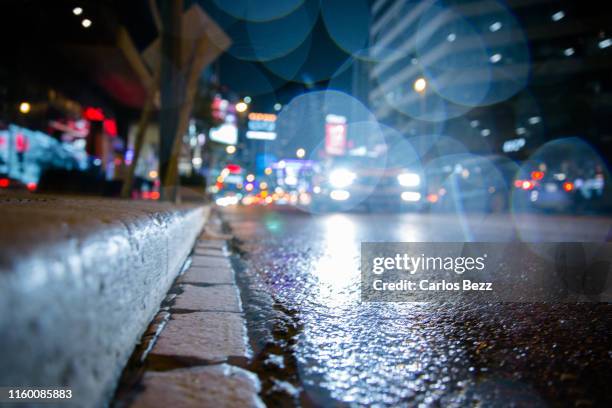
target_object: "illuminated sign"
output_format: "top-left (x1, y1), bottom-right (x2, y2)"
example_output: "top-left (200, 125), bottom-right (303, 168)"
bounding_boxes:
top-left (325, 114), bottom-right (347, 156)
top-left (226, 164), bottom-right (242, 173)
top-left (247, 112), bottom-right (277, 140)
top-left (210, 123), bottom-right (238, 145)
top-left (224, 174), bottom-right (243, 184)
top-left (246, 131), bottom-right (276, 140)
top-left (83, 107), bottom-right (104, 121)
top-left (248, 113), bottom-right (276, 121)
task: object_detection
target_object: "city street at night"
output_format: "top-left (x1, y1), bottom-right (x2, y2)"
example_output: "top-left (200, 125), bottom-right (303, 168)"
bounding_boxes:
top-left (1, 0), bottom-right (612, 407)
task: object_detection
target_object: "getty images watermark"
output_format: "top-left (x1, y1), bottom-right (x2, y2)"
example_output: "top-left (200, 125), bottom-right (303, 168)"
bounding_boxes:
top-left (361, 242), bottom-right (612, 302)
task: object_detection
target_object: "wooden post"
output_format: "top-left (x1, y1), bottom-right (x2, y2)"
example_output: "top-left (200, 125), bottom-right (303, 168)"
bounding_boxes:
top-left (162, 36), bottom-right (213, 201)
top-left (116, 25), bottom-right (156, 199)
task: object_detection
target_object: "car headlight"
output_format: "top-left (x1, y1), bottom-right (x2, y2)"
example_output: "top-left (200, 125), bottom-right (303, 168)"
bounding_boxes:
top-left (397, 172), bottom-right (420, 187)
top-left (329, 169), bottom-right (356, 188)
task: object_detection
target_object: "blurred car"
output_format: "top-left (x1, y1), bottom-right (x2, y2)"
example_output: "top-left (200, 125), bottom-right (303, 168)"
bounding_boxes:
top-left (425, 155), bottom-right (604, 214)
top-left (513, 170), bottom-right (575, 212)
top-left (311, 158), bottom-right (425, 212)
top-left (512, 168), bottom-right (606, 213)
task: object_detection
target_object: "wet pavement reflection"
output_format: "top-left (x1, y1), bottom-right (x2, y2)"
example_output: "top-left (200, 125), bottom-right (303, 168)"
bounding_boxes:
top-left (224, 207), bottom-right (612, 407)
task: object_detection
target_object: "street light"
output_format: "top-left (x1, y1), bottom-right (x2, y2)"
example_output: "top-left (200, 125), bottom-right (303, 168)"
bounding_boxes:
top-left (413, 77), bottom-right (427, 93)
top-left (72, 7), bottom-right (83, 15)
top-left (235, 101), bottom-right (248, 113)
top-left (19, 102), bottom-right (31, 114)
top-left (296, 148), bottom-right (306, 158)
top-left (273, 103), bottom-right (282, 111)
top-left (226, 145), bottom-right (236, 155)
top-left (82, 18), bottom-right (92, 28)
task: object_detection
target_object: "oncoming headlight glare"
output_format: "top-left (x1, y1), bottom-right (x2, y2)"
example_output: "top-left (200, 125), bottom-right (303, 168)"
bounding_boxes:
top-left (330, 190), bottom-right (351, 201)
top-left (401, 191), bottom-right (422, 202)
top-left (329, 169), bottom-right (356, 188)
top-left (397, 172), bottom-right (421, 187)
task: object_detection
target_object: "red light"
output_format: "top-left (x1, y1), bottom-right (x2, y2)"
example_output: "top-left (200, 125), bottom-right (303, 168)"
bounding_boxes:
top-left (84, 107), bottom-right (105, 121)
top-left (521, 180), bottom-right (533, 190)
top-left (15, 133), bottom-right (29, 152)
top-left (142, 191), bottom-right (151, 199)
top-left (150, 191), bottom-right (160, 200)
top-left (26, 182), bottom-right (37, 191)
top-left (211, 96), bottom-right (223, 110)
top-left (531, 171), bottom-right (544, 181)
top-left (103, 118), bottom-right (118, 136)
top-left (514, 180), bottom-right (523, 188)
top-left (426, 193), bottom-right (439, 203)
top-left (226, 164), bottom-right (241, 174)
top-left (0, 178), bottom-right (9, 188)
top-left (563, 182), bottom-right (574, 192)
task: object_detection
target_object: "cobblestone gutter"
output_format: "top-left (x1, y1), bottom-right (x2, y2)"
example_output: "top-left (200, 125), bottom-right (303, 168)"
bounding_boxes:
top-left (113, 211), bottom-right (265, 408)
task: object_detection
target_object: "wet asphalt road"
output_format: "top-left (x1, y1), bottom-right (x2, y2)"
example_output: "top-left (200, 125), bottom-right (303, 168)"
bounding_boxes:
top-left (222, 207), bottom-right (612, 407)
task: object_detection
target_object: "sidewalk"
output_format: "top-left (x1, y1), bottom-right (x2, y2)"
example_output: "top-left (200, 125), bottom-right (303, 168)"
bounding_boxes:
top-left (0, 193), bottom-right (208, 407)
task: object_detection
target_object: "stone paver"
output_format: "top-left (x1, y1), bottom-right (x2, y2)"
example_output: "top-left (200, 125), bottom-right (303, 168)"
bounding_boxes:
top-left (191, 255), bottom-right (232, 268)
top-left (130, 364), bottom-right (264, 408)
top-left (196, 239), bottom-right (226, 250)
top-left (179, 266), bottom-right (234, 285)
top-left (151, 312), bottom-right (249, 362)
top-left (200, 231), bottom-right (233, 240)
top-left (173, 284), bottom-right (241, 312)
top-left (122, 228), bottom-right (261, 408)
top-left (194, 248), bottom-right (226, 257)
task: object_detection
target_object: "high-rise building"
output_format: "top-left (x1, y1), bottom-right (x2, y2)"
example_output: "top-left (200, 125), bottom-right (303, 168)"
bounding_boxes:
top-left (364, 0), bottom-right (612, 159)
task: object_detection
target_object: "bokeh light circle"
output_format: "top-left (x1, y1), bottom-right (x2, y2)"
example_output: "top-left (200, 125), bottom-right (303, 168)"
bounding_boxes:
top-left (415, 1), bottom-right (491, 107)
top-left (261, 35), bottom-right (312, 81)
top-left (212, 0), bottom-right (305, 23)
top-left (371, 61), bottom-right (474, 122)
top-left (218, 56), bottom-right (282, 96)
top-left (305, 121), bottom-right (389, 214)
top-left (270, 90), bottom-right (389, 213)
top-left (224, 0), bottom-right (318, 62)
top-left (425, 153), bottom-right (518, 241)
top-left (416, 0), bottom-right (530, 107)
top-left (321, 0), bottom-right (370, 56)
top-left (273, 90), bottom-right (377, 161)
top-left (512, 137), bottom-right (611, 243)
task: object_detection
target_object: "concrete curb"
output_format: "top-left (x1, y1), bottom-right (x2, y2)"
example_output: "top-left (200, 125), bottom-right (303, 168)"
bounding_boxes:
top-left (0, 194), bottom-right (209, 407)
